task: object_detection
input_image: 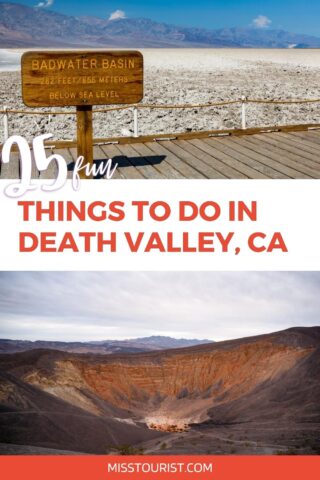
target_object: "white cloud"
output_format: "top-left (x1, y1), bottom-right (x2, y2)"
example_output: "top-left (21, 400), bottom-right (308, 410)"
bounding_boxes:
top-left (109, 9), bottom-right (126, 21)
top-left (252, 15), bottom-right (272, 28)
top-left (0, 272), bottom-right (319, 342)
top-left (35, 0), bottom-right (54, 8)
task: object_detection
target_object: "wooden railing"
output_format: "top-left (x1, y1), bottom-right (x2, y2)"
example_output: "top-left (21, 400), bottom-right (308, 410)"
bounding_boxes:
top-left (1, 97), bottom-right (320, 142)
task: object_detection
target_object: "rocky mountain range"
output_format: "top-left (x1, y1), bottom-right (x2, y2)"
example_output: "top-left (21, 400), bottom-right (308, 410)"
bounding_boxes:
top-left (0, 327), bottom-right (319, 455)
top-left (0, 335), bottom-right (213, 354)
top-left (1, 2), bottom-right (320, 48)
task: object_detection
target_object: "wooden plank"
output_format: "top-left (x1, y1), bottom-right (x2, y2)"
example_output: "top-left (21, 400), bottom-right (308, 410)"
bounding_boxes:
top-left (144, 141), bottom-right (205, 179)
top-left (285, 132), bottom-right (320, 153)
top-left (29, 150), bottom-right (39, 179)
top-left (0, 151), bottom-right (20, 179)
top-left (69, 147), bottom-right (78, 159)
top-left (115, 143), bottom-right (163, 179)
top-left (177, 139), bottom-right (248, 179)
top-left (188, 139), bottom-right (268, 179)
top-left (159, 140), bottom-right (227, 179)
top-left (299, 131), bottom-right (320, 145)
top-left (223, 136), bottom-right (308, 179)
top-left (265, 133), bottom-right (320, 163)
top-left (68, 144), bottom-right (121, 179)
top-left (258, 133), bottom-right (320, 165)
top-left (100, 144), bottom-right (144, 179)
top-left (205, 137), bottom-right (286, 179)
top-left (250, 134), bottom-right (320, 172)
top-left (242, 135), bottom-right (320, 178)
top-left (108, 167), bottom-right (123, 179)
top-left (291, 130), bottom-right (320, 146)
top-left (38, 148), bottom-right (58, 179)
top-left (53, 147), bottom-right (75, 180)
top-left (130, 143), bottom-right (184, 179)
top-left (229, 136), bottom-right (313, 179)
top-left (93, 145), bottom-right (122, 179)
top-left (2, 123), bottom-right (320, 153)
top-left (3, 127), bottom-right (320, 181)
top-left (274, 132), bottom-right (320, 157)
top-left (69, 146), bottom-right (89, 179)
top-left (71, 122), bottom-right (320, 145)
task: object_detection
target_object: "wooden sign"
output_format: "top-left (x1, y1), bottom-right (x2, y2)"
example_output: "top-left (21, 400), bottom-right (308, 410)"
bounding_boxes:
top-left (21, 51), bottom-right (144, 178)
top-left (21, 50), bottom-right (144, 107)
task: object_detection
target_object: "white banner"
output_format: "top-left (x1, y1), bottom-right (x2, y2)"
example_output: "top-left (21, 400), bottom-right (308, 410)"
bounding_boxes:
top-left (0, 179), bottom-right (318, 271)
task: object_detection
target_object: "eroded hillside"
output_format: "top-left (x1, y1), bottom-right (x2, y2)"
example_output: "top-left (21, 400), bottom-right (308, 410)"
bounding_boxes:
top-left (0, 327), bottom-right (319, 454)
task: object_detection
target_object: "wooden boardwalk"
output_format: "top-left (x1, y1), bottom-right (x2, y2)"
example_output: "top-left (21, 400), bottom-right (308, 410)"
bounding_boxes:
top-left (1, 128), bottom-right (320, 179)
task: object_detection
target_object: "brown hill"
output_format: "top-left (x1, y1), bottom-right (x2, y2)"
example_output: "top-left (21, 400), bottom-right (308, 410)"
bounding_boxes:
top-left (0, 327), bottom-right (319, 454)
top-left (0, 370), bottom-right (162, 454)
top-left (0, 336), bottom-right (212, 355)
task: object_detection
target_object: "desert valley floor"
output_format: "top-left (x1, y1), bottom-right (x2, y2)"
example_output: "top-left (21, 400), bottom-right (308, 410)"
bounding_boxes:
top-left (0, 327), bottom-right (319, 455)
top-left (1, 49), bottom-right (320, 141)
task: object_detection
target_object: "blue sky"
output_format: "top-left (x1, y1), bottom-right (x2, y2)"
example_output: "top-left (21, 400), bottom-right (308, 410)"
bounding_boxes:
top-left (13, 1), bottom-right (320, 36)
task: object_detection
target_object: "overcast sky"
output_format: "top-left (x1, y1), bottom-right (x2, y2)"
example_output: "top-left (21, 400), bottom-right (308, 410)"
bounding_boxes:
top-left (0, 272), bottom-right (318, 342)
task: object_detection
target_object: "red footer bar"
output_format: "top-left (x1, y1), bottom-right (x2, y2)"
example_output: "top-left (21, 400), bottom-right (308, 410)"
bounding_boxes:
top-left (0, 455), bottom-right (319, 480)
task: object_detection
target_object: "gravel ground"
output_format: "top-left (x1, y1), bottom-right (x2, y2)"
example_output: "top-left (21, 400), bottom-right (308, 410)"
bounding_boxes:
top-left (1, 49), bottom-right (320, 141)
top-left (0, 443), bottom-right (87, 455)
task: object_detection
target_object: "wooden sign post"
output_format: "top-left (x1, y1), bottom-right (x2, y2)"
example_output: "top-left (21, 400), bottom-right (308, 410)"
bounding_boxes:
top-left (21, 50), bottom-right (144, 178)
top-left (76, 105), bottom-right (93, 171)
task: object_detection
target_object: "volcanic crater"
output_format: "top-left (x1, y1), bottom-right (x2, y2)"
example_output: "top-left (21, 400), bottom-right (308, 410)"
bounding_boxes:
top-left (0, 327), bottom-right (319, 455)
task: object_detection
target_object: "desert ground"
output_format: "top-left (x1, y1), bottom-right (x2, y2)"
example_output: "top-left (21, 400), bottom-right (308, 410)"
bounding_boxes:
top-left (0, 327), bottom-right (319, 455)
top-left (0, 49), bottom-right (320, 141)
